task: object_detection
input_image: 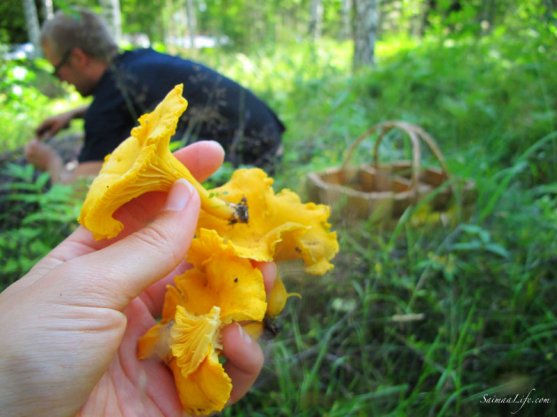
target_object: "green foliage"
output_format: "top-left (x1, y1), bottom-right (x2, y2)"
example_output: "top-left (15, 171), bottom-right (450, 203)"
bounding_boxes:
top-left (0, 164), bottom-right (80, 287)
top-left (238, 30), bottom-right (555, 193)
top-left (215, 27), bottom-right (556, 417)
top-left (0, 1), bottom-right (26, 44)
top-left (0, 52), bottom-right (73, 152)
top-left (197, 0), bottom-right (348, 48)
top-left (0, 60), bottom-right (47, 150)
top-left (223, 182), bottom-right (557, 415)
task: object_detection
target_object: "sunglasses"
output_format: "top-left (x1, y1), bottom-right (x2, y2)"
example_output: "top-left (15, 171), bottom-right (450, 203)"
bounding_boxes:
top-left (52, 48), bottom-right (73, 78)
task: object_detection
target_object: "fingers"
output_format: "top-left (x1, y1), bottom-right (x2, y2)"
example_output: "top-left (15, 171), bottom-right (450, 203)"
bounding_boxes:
top-left (219, 262), bottom-right (275, 404)
top-left (16, 141), bottom-right (225, 293)
top-left (253, 261), bottom-right (277, 296)
top-left (35, 123), bottom-right (57, 140)
top-left (24, 140), bottom-right (59, 171)
top-left (174, 140), bottom-right (225, 182)
top-left (120, 299), bottom-right (184, 416)
top-left (218, 263), bottom-right (275, 405)
top-left (106, 140), bottom-right (225, 238)
top-left (54, 179), bottom-right (201, 310)
top-left (35, 121), bottom-right (52, 138)
top-left (222, 323), bottom-right (264, 405)
top-left (24, 139), bottom-right (40, 160)
top-left (139, 260), bottom-right (191, 315)
top-left (24, 139), bottom-right (37, 161)
top-left (35, 115), bottom-right (70, 139)
top-left (53, 140), bottom-right (223, 250)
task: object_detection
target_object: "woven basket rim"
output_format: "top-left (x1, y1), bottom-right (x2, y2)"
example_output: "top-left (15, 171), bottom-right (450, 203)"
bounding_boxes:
top-left (307, 166), bottom-right (418, 201)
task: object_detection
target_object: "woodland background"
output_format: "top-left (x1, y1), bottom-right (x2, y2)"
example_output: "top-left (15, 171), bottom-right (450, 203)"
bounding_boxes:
top-left (1, 1), bottom-right (557, 416)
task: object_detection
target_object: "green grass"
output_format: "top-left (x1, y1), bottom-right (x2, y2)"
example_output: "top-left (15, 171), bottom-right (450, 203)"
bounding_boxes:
top-left (2, 28), bottom-right (557, 416)
top-left (218, 31), bottom-right (557, 416)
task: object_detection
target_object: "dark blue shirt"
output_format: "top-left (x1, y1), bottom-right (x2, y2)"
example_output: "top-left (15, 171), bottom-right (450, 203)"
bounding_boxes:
top-left (81, 49), bottom-right (285, 167)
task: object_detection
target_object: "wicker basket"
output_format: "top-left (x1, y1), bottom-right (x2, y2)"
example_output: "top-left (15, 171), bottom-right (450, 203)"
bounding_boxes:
top-left (306, 121), bottom-right (475, 222)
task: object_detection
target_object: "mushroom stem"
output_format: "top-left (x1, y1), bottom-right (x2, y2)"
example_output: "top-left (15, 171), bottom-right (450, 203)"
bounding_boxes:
top-left (164, 153), bottom-right (240, 222)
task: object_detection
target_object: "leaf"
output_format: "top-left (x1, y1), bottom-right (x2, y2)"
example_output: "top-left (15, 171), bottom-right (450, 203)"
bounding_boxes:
top-left (484, 243), bottom-right (510, 258)
top-left (460, 224), bottom-right (491, 244)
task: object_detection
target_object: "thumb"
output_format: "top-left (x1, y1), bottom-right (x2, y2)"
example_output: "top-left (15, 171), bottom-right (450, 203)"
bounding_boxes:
top-left (59, 179), bottom-right (200, 310)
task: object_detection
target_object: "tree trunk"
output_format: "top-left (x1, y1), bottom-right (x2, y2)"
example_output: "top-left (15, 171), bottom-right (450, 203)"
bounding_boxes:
top-left (41, 0), bottom-right (54, 20)
top-left (309, 0), bottom-right (324, 40)
top-left (352, 0), bottom-right (379, 70)
top-left (22, 0), bottom-right (41, 53)
top-left (341, 0), bottom-right (353, 39)
top-left (185, 0), bottom-right (197, 48)
top-left (100, 0), bottom-right (122, 44)
top-left (174, 4), bottom-right (187, 48)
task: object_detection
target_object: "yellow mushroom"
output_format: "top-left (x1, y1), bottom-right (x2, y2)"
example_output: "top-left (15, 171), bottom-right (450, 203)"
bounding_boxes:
top-left (98, 84), bottom-right (342, 416)
top-left (266, 274), bottom-right (301, 318)
top-left (138, 229), bottom-right (268, 415)
top-left (175, 228), bottom-right (267, 323)
top-left (170, 350), bottom-right (231, 416)
top-left (169, 306), bottom-right (232, 415)
top-left (79, 84), bottom-right (238, 240)
top-left (198, 168), bottom-right (339, 275)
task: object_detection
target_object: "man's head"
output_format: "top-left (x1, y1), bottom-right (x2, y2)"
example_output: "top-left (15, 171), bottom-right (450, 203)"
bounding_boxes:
top-left (40, 9), bottom-right (118, 96)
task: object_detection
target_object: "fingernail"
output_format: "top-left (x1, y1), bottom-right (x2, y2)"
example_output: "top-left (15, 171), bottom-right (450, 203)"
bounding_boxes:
top-left (258, 262), bottom-right (277, 296)
top-left (237, 323), bottom-right (253, 345)
top-left (164, 179), bottom-right (194, 212)
top-left (205, 140), bottom-right (224, 151)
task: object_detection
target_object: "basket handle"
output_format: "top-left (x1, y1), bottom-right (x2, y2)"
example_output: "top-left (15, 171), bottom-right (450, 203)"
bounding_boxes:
top-left (342, 121), bottom-right (451, 192)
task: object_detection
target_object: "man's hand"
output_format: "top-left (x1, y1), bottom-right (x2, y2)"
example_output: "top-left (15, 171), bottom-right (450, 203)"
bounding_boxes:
top-left (35, 113), bottom-right (73, 139)
top-left (24, 139), bottom-right (62, 172)
top-left (25, 139), bottom-right (103, 184)
top-left (34, 106), bottom-right (88, 139)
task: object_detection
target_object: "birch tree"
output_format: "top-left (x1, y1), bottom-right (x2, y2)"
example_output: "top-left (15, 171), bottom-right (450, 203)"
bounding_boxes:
top-left (341, 0), bottom-right (353, 39)
top-left (185, 0), bottom-right (197, 48)
top-left (352, 0), bottom-right (379, 69)
top-left (100, 0), bottom-right (122, 44)
top-left (41, 0), bottom-right (54, 20)
top-left (22, 0), bottom-right (41, 53)
top-left (309, 0), bottom-right (324, 40)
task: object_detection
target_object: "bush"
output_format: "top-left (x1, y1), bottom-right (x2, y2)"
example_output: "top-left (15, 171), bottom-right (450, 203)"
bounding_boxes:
top-left (0, 163), bottom-right (80, 287)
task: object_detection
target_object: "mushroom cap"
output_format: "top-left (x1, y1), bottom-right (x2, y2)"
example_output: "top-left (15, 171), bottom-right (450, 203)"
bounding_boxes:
top-left (199, 168), bottom-right (339, 275)
top-left (79, 84), bottom-right (189, 239)
top-left (176, 228), bottom-right (267, 324)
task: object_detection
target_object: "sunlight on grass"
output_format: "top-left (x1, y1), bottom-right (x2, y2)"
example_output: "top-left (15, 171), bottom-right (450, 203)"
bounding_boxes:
top-left (376, 35), bottom-right (420, 60)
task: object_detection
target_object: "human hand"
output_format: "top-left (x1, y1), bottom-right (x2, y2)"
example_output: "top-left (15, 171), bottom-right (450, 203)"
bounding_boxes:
top-left (24, 138), bottom-right (62, 172)
top-left (0, 141), bottom-right (274, 417)
top-left (35, 111), bottom-right (73, 139)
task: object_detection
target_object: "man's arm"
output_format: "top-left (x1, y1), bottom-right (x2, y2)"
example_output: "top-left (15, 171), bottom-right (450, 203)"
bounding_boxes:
top-left (35, 105), bottom-right (89, 140)
top-left (26, 105), bottom-right (102, 184)
top-left (55, 160), bottom-right (103, 184)
top-left (24, 139), bottom-right (102, 184)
